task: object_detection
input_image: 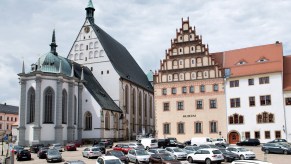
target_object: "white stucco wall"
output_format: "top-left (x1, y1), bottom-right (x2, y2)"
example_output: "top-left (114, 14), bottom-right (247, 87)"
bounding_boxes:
top-left (226, 72), bottom-right (286, 143)
top-left (283, 91), bottom-right (291, 142)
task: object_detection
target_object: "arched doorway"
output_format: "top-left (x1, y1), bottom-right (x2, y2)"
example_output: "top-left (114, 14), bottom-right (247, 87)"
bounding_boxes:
top-left (228, 131), bottom-right (240, 144)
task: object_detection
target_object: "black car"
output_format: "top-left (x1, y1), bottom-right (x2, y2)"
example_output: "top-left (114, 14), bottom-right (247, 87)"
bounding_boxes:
top-left (106, 150), bottom-right (129, 164)
top-left (64, 160), bottom-right (86, 164)
top-left (199, 144), bottom-right (218, 149)
top-left (30, 143), bottom-right (45, 153)
top-left (158, 139), bottom-right (185, 148)
top-left (268, 139), bottom-right (288, 143)
top-left (236, 139), bottom-right (260, 146)
top-left (184, 140), bottom-right (191, 146)
top-left (93, 144), bottom-right (106, 154)
top-left (219, 148), bottom-right (240, 162)
top-left (12, 145), bottom-right (24, 154)
top-left (261, 143), bottom-right (291, 154)
top-left (16, 150), bottom-right (31, 161)
top-left (37, 147), bottom-right (49, 159)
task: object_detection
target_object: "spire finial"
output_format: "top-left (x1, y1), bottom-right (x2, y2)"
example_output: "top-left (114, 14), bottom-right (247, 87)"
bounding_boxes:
top-left (85, 0), bottom-right (95, 21)
top-left (87, 0), bottom-right (94, 9)
top-left (50, 29), bottom-right (58, 56)
top-left (22, 60), bottom-right (25, 74)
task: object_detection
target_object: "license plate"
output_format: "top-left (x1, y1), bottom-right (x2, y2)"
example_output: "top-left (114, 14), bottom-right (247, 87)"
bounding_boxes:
top-left (22, 157), bottom-right (27, 158)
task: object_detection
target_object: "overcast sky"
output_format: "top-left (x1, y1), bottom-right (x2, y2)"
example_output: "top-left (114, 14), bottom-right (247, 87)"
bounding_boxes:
top-left (1, 0), bottom-right (291, 106)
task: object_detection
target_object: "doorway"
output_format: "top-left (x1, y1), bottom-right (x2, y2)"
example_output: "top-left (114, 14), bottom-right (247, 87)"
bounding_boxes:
top-left (228, 131), bottom-right (240, 144)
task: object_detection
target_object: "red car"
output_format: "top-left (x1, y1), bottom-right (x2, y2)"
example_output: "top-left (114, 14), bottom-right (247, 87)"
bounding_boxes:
top-left (65, 143), bottom-right (77, 151)
top-left (69, 140), bottom-right (82, 147)
top-left (113, 144), bottom-right (133, 154)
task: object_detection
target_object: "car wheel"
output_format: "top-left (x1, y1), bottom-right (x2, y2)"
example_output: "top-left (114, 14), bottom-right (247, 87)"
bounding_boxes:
top-left (240, 155), bottom-right (245, 160)
top-left (87, 154), bottom-right (90, 159)
top-left (135, 159), bottom-right (140, 164)
top-left (265, 149), bottom-right (269, 154)
top-left (284, 150), bottom-right (288, 155)
top-left (174, 155), bottom-right (177, 159)
top-left (188, 156), bottom-right (193, 163)
top-left (146, 146), bottom-right (150, 150)
top-left (205, 158), bottom-right (211, 164)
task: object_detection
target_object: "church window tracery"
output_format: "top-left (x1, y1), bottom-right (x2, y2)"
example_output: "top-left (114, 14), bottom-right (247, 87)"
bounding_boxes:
top-left (44, 87), bottom-right (54, 123)
top-left (84, 111), bottom-right (92, 130)
top-left (27, 87), bottom-right (35, 123)
top-left (62, 90), bottom-right (67, 124)
top-left (105, 111), bottom-right (110, 130)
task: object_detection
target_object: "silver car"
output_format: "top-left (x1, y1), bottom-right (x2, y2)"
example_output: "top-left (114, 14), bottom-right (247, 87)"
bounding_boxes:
top-left (147, 148), bottom-right (167, 154)
top-left (51, 143), bottom-right (63, 152)
top-left (165, 147), bottom-right (187, 160)
top-left (127, 149), bottom-right (151, 163)
top-left (82, 147), bottom-right (102, 159)
top-left (129, 143), bottom-right (145, 150)
top-left (46, 148), bottom-right (62, 162)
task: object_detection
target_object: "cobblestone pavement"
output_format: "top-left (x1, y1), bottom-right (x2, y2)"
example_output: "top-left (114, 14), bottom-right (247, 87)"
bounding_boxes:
top-left (3, 144), bottom-right (291, 164)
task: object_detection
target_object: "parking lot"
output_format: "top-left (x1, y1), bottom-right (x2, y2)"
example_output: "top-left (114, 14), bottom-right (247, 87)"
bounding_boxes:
top-left (4, 143), bottom-right (291, 164)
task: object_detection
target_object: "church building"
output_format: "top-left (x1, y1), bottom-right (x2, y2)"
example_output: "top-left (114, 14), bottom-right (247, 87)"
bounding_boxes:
top-left (17, 0), bottom-right (154, 146)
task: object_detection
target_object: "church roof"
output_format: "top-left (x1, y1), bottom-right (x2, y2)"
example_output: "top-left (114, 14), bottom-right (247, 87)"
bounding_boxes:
top-left (0, 103), bottom-right (19, 115)
top-left (70, 60), bottom-right (122, 113)
top-left (88, 19), bottom-right (153, 92)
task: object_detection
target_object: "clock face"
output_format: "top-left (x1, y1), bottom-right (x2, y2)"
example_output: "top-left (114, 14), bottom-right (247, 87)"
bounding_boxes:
top-left (84, 26), bottom-right (90, 33)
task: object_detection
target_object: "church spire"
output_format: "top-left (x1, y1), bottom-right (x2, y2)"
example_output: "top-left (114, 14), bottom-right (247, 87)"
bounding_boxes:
top-left (85, 0), bottom-right (95, 22)
top-left (50, 29), bottom-right (58, 56)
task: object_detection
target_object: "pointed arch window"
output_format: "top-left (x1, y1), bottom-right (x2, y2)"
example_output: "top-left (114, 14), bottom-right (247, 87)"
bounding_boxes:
top-left (144, 94), bottom-right (147, 117)
top-left (139, 92), bottom-right (142, 116)
top-left (74, 96), bottom-right (77, 125)
top-left (149, 96), bottom-right (153, 118)
top-left (62, 90), bottom-right (67, 124)
top-left (105, 111), bottom-right (110, 130)
top-left (44, 88), bottom-right (54, 123)
top-left (84, 111), bottom-right (92, 130)
top-left (27, 87), bottom-right (35, 123)
top-left (132, 89), bottom-right (136, 115)
top-left (125, 85), bottom-right (129, 114)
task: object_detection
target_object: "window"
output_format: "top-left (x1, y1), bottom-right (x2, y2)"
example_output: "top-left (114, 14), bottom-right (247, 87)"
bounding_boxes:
top-left (0, 124), bottom-right (1, 129)
top-left (230, 98), bottom-right (240, 108)
top-left (265, 131), bottom-right (270, 139)
top-left (74, 96), bottom-right (77, 125)
top-left (177, 122), bottom-right (184, 134)
top-left (107, 70), bottom-right (109, 74)
top-left (195, 122), bottom-right (202, 133)
top-left (228, 114), bottom-right (244, 124)
top-left (255, 131), bottom-right (260, 139)
top-left (44, 88), bottom-right (54, 123)
top-left (162, 88), bottom-right (167, 95)
top-left (213, 84), bottom-right (218, 91)
top-left (84, 112), bottom-right (92, 130)
top-left (0, 116), bottom-right (1, 120)
top-left (182, 87), bottom-right (187, 94)
top-left (259, 77), bottom-right (269, 84)
top-left (62, 90), bottom-right (67, 124)
top-left (163, 102), bottom-right (169, 111)
top-left (230, 80), bottom-right (239, 87)
top-left (163, 123), bottom-right (170, 134)
top-left (171, 88), bottom-right (177, 94)
top-left (7, 117), bottom-right (9, 121)
top-left (105, 112), bottom-right (110, 130)
top-left (27, 87), bottom-right (35, 123)
top-left (177, 101), bottom-right (184, 110)
top-left (257, 112), bottom-right (274, 123)
top-left (101, 71), bottom-right (103, 75)
top-left (210, 121), bottom-right (217, 133)
top-left (249, 96), bottom-right (255, 107)
top-left (124, 85), bottom-right (129, 114)
top-left (260, 95), bottom-right (271, 105)
top-left (245, 132), bottom-right (250, 139)
top-left (209, 99), bottom-right (217, 109)
top-left (200, 85), bottom-right (205, 92)
top-left (275, 131), bottom-right (281, 139)
top-left (196, 100), bottom-right (203, 109)
top-left (285, 98), bottom-right (291, 105)
top-left (189, 86), bottom-right (194, 93)
top-left (248, 78), bottom-right (254, 85)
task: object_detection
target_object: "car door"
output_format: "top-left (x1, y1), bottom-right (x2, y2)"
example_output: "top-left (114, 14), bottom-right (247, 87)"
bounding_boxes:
top-left (150, 154), bottom-right (161, 163)
top-left (128, 150), bottom-right (136, 162)
top-left (83, 148), bottom-right (88, 157)
top-left (273, 143), bottom-right (283, 153)
top-left (192, 150), bottom-right (201, 161)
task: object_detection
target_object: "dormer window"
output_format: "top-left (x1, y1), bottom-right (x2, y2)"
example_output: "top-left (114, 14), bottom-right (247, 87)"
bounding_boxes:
top-left (236, 60), bottom-right (247, 65)
top-left (257, 58), bottom-right (268, 63)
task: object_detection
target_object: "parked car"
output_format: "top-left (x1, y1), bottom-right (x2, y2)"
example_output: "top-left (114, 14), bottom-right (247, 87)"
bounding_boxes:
top-left (92, 143), bottom-right (106, 154)
top-left (96, 155), bottom-right (123, 164)
top-left (37, 147), bottom-right (49, 159)
top-left (65, 143), bottom-right (77, 151)
top-left (69, 140), bottom-right (82, 147)
top-left (113, 144), bottom-right (133, 154)
top-left (148, 148), bottom-right (167, 154)
top-left (30, 143), bottom-right (44, 153)
top-left (231, 160), bottom-right (272, 164)
top-left (51, 143), bottom-right (64, 152)
top-left (261, 142), bottom-right (291, 154)
top-left (12, 145), bottom-right (24, 154)
top-left (64, 160), bottom-right (86, 164)
top-left (236, 139), bottom-right (260, 146)
top-left (219, 148), bottom-right (240, 162)
top-left (138, 138), bottom-right (158, 150)
top-left (165, 147), bottom-right (187, 160)
top-left (149, 153), bottom-right (182, 164)
top-left (82, 147), bottom-right (102, 159)
top-left (158, 139), bottom-right (170, 148)
top-left (129, 143), bottom-right (145, 150)
top-left (16, 150), bottom-right (31, 161)
top-left (183, 146), bottom-right (200, 154)
top-left (213, 138), bottom-right (229, 148)
top-left (267, 139), bottom-right (288, 143)
top-left (46, 148), bottom-right (62, 162)
top-left (127, 149), bottom-right (151, 164)
top-left (106, 150), bottom-right (129, 164)
top-left (191, 137), bottom-right (213, 146)
top-left (100, 139), bottom-right (114, 148)
top-left (187, 148), bottom-right (224, 164)
top-left (227, 147), bottom-right (256, 160)
top-left (199, 144), bottom-right (218, 149)
top-left (184, 140), bottom-right (191, 146)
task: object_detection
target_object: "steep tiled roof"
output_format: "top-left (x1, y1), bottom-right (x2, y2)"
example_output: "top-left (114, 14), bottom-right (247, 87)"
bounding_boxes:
top-left (0, 104), bottom-right (19, 114)
top-left (283, 56), bottom-right (291, 91)
top-left (89, 19), bottom-right (153, 92)
top-left (214, 43), bottom-right (283, 77)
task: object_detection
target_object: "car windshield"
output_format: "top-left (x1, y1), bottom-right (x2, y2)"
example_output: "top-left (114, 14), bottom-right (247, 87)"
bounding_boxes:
top-left (219, 149), bottom-right (229, 153)
top-left (110, 151), bottom-right (124, 157)
top-left (158, 150), bottom-right (166, 153)
top-left (173, 148), bottom-right (183, 152)
top-left (212, 150), bottom-right (222, 154)
top-left (237, 148), bottom-right (248, 152)
top-left (92, 148), bottom-right (101, 151)
top-left (129, 144), bottom-right (135, 146)
top-left (209, 145), bottom-right (217, 148)
top-left (122, 145), bottom-right (129, 148)
top-left (278, 143), bottom-right (291, 147)
top-left (48, 150), bottom-right (60, 155)
top-left (151, 139), bottom-right (157, 143)
top-left (137, 143), bottom-right (143, 146)
top-left (161, 154), bottom-right (175, 160)
top-left (136, 150), bottom-right (149, 155)
top-left (105, 159), bottom-right (122, 164)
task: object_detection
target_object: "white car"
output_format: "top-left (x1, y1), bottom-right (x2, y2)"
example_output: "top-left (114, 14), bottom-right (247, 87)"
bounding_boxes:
top-left (51, 143), bottom-right (63, 152)
top-left (231, 160), bottom-right (272, 164)
top-left (147, 148), bottom-right (167, 154)
top-left (165, 147), bottom-right (187, 160)
top-left (187, 148), bottom-right (224, 164)
top-left (127, 149), bottom-right (150, 163)
top-left (82, 147), bottom-right (102, 158)
top-left (213, 138), bottom-right (227, 145)
top-left (227, 147), bottom-right (256, 160)
top-left (128, 143), bottom-right (145, 150)
top-left (96, 155), bottom-right (123, 164)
